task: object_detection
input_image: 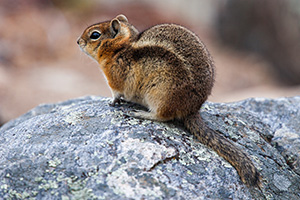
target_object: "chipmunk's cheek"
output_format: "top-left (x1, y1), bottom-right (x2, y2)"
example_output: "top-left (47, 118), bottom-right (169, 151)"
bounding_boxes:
top-left (77, 39), bottom-right (93, 57)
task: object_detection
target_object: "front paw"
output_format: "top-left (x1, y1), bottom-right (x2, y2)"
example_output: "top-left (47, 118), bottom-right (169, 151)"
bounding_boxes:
top-left (109, 99), bottom-right (119, 107)
top-left (109, 98), bottom-right (123, 107)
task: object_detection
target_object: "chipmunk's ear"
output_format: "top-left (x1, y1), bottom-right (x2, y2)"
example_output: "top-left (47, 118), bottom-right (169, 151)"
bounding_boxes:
top-left (116, 14), bottom-right (128, 23)
top-left (110, 15), bottom-right (128, 37)
top-left (110, 19), bottom-right (121, 37)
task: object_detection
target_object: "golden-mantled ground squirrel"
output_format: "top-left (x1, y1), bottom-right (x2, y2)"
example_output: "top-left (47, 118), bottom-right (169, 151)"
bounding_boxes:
top-left (77, 14), bottom-right (260, 186)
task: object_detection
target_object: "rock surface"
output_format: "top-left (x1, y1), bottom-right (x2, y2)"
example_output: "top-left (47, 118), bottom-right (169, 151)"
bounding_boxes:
top-left (0, 96), bottom-right (300, 199)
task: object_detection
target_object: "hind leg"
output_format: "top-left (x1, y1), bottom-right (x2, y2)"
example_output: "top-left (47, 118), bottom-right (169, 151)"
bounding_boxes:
top-left (127, 100), bottom-right (177, 122)
top-left (126, 92), bottom-right (178, 122)
top-left (129, 110), bottom-right (156, 120)
top-left (128, 110), bottom-right (171, 122)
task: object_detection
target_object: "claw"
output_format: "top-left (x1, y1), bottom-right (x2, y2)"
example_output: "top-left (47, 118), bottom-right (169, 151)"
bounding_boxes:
top-left (109, 98), bottom-right (121, 107)
top-left (109, 97), bottom-right (127, 107)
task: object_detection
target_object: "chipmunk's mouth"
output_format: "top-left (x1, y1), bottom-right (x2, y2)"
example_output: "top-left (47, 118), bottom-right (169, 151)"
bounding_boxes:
top-left (77, 38), bottom-right (98, 61)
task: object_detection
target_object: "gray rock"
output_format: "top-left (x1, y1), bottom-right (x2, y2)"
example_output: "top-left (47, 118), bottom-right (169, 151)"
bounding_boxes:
top-left (0, 96), bottom-right (300, 199)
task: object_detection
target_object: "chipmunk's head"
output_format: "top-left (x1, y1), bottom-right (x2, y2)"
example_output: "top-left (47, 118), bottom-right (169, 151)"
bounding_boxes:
top-left (77, 14), bottom-right (138, 62)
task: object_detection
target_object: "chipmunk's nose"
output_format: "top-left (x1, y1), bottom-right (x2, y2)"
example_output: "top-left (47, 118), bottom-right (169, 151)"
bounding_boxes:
top-left (77, 38), bottom-right (86, 47)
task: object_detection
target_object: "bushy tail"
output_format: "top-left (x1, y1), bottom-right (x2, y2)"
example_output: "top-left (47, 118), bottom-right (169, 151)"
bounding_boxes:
top-left (183, 113), bottom-right (260, 186)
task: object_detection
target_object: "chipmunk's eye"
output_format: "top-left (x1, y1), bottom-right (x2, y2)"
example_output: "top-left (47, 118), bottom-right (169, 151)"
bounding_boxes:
top-left (90, 31), bottom-right (101, 40)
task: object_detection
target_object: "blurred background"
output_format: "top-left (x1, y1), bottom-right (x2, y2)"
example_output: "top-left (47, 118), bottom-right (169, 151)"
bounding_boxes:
top-left (0, 0), bottom-right (300, 125)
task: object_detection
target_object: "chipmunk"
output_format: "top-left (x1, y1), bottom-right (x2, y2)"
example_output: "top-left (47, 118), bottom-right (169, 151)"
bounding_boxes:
top-left (77, 14), bottom-right (260, 186)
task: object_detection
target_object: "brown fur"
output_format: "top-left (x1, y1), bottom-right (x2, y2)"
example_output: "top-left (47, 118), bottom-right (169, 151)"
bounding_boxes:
top-left (78, 14), bottom-right (260, 186)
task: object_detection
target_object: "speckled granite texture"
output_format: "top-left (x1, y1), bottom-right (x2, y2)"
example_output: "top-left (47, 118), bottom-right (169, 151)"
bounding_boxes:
top-left (0, 96), bottom-right (299, 199)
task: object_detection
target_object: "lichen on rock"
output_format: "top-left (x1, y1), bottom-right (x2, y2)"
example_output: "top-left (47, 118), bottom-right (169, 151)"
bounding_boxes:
top-left (0, 96), bottom-right (300, 199)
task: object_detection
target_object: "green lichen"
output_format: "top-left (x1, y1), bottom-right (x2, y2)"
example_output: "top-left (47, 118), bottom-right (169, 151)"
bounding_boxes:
top-left (21, 191), bottom-right (30, 198)
top-left (38, 180), bottom-right (58, 191)
top-left (68, 178), bottom-right (96, 199)
top-left (179, 152), bottom-right (196, 166)
top-left (187, 170), bottom-right (193, 175)
top-left (71, 188), bottom-right (96, 200)
top-left (61, 195), bottom-right (70, 200)
top-left (8, 189), bottom-right (22, 199)
top-left (48, 157), bottom-right (62, 168)
top-left (106, 140), bottom-right (114, 146)
top-left (128, 118), bottom-right (139, 125)
top-left (56, 174), bottom-right (97, 199)
top-left (32, 191), bottom-right (38, 196)
top-left (0, 184), bottom-right (8, 190)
